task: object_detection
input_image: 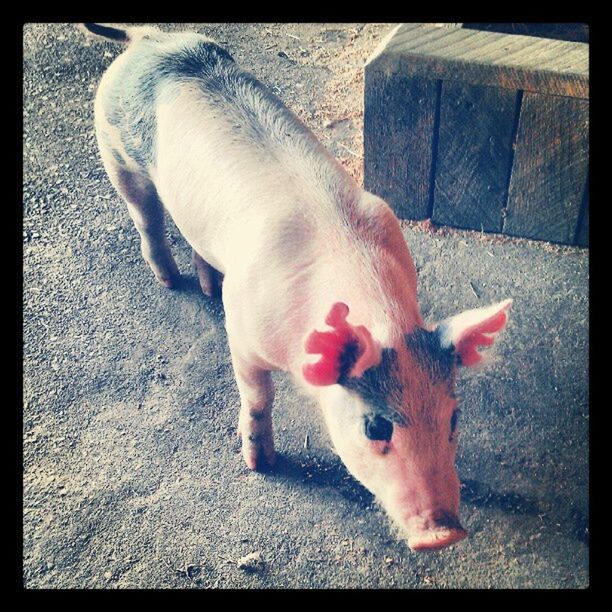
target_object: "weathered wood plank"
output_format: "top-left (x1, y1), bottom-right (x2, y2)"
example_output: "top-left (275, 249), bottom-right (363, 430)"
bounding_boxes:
top-left (432, 82), bottom-right (517, 232)
top-left (575, 184), bottom-right (589, 247)
top-left (462, 23), bottom-right (589, 44)
top-left (363, 68), bottom-right (437, 219)
top-left (367, 23), bottom-right (589, 99)
top-left (503, 92), bottom-right (589, 243)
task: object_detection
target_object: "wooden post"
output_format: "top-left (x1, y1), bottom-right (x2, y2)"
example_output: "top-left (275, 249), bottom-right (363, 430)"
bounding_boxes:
top-left (503, 93), bottom-right (589, 243)
top-left (575, 184), bottom-right (589, 248)
top-left (363, 69), bottom-right (437, 219)
top-left (432, 81), bottom-right (517, 232)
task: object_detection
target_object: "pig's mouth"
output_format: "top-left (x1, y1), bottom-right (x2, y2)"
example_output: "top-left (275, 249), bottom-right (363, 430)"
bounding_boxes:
top-left (403, 510), bottom-right (467, 552)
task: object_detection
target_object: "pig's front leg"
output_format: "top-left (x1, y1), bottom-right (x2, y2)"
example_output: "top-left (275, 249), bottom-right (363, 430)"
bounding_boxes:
top-left (231, 357), bottom-right (276, 471)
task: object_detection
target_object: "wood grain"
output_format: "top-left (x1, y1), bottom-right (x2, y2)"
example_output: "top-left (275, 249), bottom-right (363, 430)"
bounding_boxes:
top-left (368, 23), bottom-right (589, 99)
top-left (575, 185), bottom-right (589, 247)
top-left (363, 68), bottom-right (437, 219)
top-left (432, 82), bottom-right (517, 231)
top-left (462, 23), bottom-right (589, 43)
top-left (503, 92), bottom-right (589, 243)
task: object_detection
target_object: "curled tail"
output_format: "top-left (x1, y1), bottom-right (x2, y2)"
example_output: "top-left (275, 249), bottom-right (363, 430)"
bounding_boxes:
top-left (79, 23), bottom-right (159, 45)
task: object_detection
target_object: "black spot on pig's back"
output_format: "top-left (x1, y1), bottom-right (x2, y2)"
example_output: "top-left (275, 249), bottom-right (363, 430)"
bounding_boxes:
top-left (101, 36), bottom-right (236, 168)
top-left (156, 40), bottom-right (234, 80)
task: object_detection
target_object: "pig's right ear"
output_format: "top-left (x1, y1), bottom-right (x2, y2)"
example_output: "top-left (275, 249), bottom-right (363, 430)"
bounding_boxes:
top-left (302, 302), bottom-right (381, 386)
top-left (435, 299), bottom-right (512, 367)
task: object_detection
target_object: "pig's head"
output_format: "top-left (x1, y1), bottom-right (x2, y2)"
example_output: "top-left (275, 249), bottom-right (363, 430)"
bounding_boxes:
top-left (302, 299), bottom-right (511, 551)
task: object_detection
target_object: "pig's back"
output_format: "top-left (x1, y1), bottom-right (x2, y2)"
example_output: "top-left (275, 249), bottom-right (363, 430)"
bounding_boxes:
top-left (95, 31), bottom-right (236, 169)
top-left (97, 30), bottom-right (361, 279)
top-left (143, 34), bottom-right (357, 272)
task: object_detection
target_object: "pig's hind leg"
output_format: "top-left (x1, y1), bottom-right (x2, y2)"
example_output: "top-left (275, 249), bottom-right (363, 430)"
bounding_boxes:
top-left (192, 249), bottom-right (223, 298)
top-left (101, 154), bottom-right (180, 289)
top-left (231, 357), bottom-right (276, 471)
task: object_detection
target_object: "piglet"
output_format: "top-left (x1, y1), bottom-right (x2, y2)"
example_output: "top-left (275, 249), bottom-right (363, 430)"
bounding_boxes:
top-left (82, 23), bottom-right (512, 551)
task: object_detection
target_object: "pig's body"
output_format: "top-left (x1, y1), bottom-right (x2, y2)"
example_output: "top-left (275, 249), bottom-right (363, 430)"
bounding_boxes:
top-left (95, 29), bottom-right (420, 368)
top-left (85, 24), bottom-right (512, 552)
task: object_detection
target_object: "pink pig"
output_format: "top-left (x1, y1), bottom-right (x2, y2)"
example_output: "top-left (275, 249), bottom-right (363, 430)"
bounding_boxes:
top-left (83, 23), bottom-right (511, 551)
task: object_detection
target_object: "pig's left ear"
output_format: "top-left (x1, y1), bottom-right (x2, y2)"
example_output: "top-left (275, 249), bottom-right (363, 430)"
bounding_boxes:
top-left (435, 299), bottom-right (512, 367)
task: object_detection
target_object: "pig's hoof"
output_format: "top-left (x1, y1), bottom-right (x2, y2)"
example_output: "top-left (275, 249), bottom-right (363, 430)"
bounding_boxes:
top-left (198, 279), bottom-right (216, 298)
top-left (243, 446), bottom-right (276, 472)
top-left (155, 272), bottom-right (181, 289)
top-left (198, 271), bottom-right (223, 298)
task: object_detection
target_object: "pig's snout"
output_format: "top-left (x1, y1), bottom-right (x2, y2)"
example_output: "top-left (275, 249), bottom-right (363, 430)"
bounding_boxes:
top-left (404, 510), bottom-right (467, 552)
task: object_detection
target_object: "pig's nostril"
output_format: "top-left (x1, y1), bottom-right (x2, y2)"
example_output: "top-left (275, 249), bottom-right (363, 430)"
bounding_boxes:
top-left (431, 510), bottom-right (464, 532)
top-left (407, 527), bottom-right (467, 552)
top-left (404, 510), bottom-right (467, 552)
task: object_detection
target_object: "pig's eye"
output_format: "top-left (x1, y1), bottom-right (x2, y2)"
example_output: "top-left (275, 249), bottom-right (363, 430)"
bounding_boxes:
top-left (449, 409), bottom-right (461, 441)
top-left (364, 415), bottom-right (394, 441)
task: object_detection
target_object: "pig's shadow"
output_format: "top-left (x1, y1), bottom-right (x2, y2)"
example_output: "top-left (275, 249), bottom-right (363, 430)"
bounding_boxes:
top-left (461, 479), bottom-right (540, 516)
top-left (267, 455), bottom-right (589, 546)
top-left (267, 453), bottom-right (374, 510)
top-left (461, 479), bottom-right (589, 546)
top-left (178, 274), bottom-right (226, 320)
top-left (177, 274), bottom-right (223, 303)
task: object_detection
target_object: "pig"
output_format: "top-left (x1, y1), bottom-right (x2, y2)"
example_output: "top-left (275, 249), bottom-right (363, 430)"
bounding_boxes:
top-left (81, 23), bottom-right (512, 551)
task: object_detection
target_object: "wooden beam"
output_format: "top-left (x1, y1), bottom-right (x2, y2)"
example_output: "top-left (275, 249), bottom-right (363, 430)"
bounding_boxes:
top-left (367, 23), bottom-right (589, 99)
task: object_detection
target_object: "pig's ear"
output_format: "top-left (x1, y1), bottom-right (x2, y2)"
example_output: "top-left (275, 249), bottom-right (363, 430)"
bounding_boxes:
top-left (302, 302), bottom-right (381, 386)
top-left (435, 299), bottom-right (512, 367)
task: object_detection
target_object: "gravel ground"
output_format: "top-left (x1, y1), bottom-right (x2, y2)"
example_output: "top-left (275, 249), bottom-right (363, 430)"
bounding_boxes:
top-left (23, 23), bottom-right (589, 589)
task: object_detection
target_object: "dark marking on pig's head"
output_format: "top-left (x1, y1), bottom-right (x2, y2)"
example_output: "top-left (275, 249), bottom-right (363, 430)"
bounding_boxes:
top-left (337, 326), bottom-right (458, 426)
top-left (339, 348), bottom-right (407, 425)
top-left (404, 327), bottom-right (456, 390)
top-left (337, 340), bottom-right (360, 379)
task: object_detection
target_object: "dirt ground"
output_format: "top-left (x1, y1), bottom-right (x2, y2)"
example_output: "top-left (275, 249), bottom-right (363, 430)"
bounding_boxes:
top-left (23, 23), bottom-right (589, 589)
